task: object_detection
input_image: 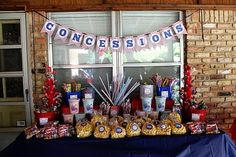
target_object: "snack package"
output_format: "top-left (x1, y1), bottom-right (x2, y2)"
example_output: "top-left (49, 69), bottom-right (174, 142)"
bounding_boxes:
top-left (44, 121), bottom-right (59, 127)
top-left (58, 124), bottom-right (75, 138)
top-left (156, 123), bottom-right (171, 135)
top-left (141, 122), bottom-right (156, 136)
top-left (151, 119), bottom-right (160, 126)
top-left (116, 116), bottom-right (124, 125)
top-left (121, 120), bottom-right (129, 128)
top-left (111, 126), bottom-right (126, 139)
top-left (76, 121), bottom-right (93, 138)
top-left (206, 123), bottom-right (220, 134)
top-left (24, 124), bottom-right (40, 139)
top-left (99, 102), bottom-right (111, 115)
top-left (187, 122), bottom-right (205, 134)
top-left (35, 127), bottom-right (46, 139)
top-left (135, 117), bottom-right (146, 127)
top-left (108, 117), bottom-right (119, 129)
top-left (69, 124), bottom-right (76, 135)
top-left (168, 112), bottom-right (182, 123)
top-left (121, 99), bottom-right (132, 114)
top-left (161, 119), bottom-right (172, 125)
top-left (44, 126), bottom-right (58, 140)
top-left (126, 122), bottom-right (141, 137)
top-left (94, 125), bottom-right (110, 139)
top-left (91, 115), bottom-right (107, 127)
top-left (171, 123), bottom-right (186, 135)
top-left (148, 111), bottom-right (159, 120)
top-left (159, 110), bottom-right (171, 121)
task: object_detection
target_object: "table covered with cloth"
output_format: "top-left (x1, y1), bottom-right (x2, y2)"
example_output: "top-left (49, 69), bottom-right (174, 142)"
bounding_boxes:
top-left (1, 131), bottom-right (236, 157)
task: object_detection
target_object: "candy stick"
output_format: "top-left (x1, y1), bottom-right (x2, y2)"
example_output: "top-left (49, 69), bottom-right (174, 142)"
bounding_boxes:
top-left (117, 82), bottom-right (140, 105)
top-left (114, 77), bottom-right (132, 105)
top-left (117, 81), bottom-right (138, 105)
top-left (88, 82), bottom-right (107, 103)
top-left (118, 82), bottom-right (139, 103)
top-left (101, 90), bottom-right (114, 106)
top-left (113, 75), bottom-right (123, 102)
top-left (106, 73), bottom-right (110, 97)
top-left (112, 79), bottom-right (117, 101)
top-left (99, 76), bottom-right (109, 96)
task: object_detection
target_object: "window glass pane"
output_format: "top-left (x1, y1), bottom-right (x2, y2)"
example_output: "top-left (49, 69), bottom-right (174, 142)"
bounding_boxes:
top-left (0, 19), bottom-right (21, 45)
top-left (54, 68), bottom-right (112, 102)
top-left (123, 42), bottom-right (180, 63)
top-left (124, 66), bottom-right (180, 85)
top-left (0, 77), bottom-right (24, 102)
top-left (122, 11), bottom-right (180, 63)
top-left (51, 12), bottom-right (112, 65)
top-left (124, 66), bottom-right (180, 99)
top-left (0, 49), bottom-right (22, 72)
top-left (53, 45), bottom-right (112, 65)
top-left (6, 77), bottom-right (23, 98)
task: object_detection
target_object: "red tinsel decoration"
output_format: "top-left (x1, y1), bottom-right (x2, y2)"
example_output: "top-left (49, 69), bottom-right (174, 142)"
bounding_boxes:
top-left (180, 65), bottom-right (207, 111)
top-left (181, 65), bottom-right (193, 105)
top-left (42, 65), bottom-right (62, 111)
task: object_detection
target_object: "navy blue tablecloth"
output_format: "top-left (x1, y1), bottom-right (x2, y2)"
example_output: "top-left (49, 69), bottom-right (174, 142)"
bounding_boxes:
top-left (1, 132), bottom-right (236, 157)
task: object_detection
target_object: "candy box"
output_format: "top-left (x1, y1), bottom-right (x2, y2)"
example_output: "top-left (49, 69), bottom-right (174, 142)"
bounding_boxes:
top-left (65, 91), bottom-right (82, 105)
top-left (157, 86), bottom-right (172, 99)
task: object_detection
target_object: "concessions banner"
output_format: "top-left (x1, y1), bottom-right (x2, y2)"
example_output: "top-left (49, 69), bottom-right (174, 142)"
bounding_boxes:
top-left (41, 20), bottom-right (187, 52)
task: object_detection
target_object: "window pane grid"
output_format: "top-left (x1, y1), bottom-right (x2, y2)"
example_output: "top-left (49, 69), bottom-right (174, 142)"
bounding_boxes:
top-left (50, 11), bottom-right (183, 98)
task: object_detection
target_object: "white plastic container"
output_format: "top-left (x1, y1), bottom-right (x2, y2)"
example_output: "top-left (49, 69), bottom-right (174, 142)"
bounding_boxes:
top-left (69, 98), bottom-right (80, 114)
top-left (140, 85), bottom-right (154, 98)
top-left (82, 98), bottom-right (94, 114)
top-left (63, 114), bottom-right (74, 124)
top-left (155, 96), bottom-right (166, 112)
top-left (141, 97), bottom-right (152, 112)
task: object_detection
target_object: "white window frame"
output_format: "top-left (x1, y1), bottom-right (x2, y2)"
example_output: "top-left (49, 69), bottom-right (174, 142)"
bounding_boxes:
top-left (48, 11), bottom-right (184, 86)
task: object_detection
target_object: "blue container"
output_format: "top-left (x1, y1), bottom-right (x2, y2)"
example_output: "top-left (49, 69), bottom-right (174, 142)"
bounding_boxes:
top-left (65, 91), bottom-right (82, 105)
top-left (157, 86), bottom-right (172, 99)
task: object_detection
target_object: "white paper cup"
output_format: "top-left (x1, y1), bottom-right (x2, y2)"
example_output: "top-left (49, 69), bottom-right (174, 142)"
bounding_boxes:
top-left (155, 96), bottom-right (166, 112)
top-left (140, 85), bottom-right (154, 98)
top-left (69, 99), bottom-right (80, 114)
top-left (63, 114), bottom-right (74, 124)
top-left (141, 97), bottom-right (152, 112)
top-left (74, 113), bottom-right (86, 122)
top-left (82, 98), bottom-right (94, 114)
top-left (136, 110), bottom-right (146, 117)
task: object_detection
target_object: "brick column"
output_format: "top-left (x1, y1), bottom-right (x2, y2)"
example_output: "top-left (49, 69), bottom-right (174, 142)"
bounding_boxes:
top-left (186, 10), bottom-right (236, 133)
top-left (28, 11), bottom-right (48, 97)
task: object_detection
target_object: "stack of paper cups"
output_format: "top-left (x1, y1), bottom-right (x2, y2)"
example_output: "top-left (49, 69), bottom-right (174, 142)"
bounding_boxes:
top-left (155, 96), bottom-right (166, 112)
top-left (82, 98), bottom-right (94, 114)
top-left (69, 98), bottom-right (80, 114)
top-left (140, 85), bottom-right (154, 112)
top-left (141, 97), bottom-right (152, 112)
top-left (140, 85), bottom-right (154, 98)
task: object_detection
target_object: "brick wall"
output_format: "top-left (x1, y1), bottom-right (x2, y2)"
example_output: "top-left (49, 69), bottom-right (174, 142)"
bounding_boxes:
top-left (28, 10), bottom-right (236, 134)
top-left (28, 12), bottom-right (48, 97)
top-left (186, 10), bottom-right (236, 134)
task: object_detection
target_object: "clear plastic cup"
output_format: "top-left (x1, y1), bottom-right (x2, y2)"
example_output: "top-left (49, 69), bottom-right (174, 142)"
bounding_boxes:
top-left (155, 96), bottom-right (166, 112)
top-left (141, 97), bottom-right (152, 112)
top-left (82, 98), bottom-right (94, 114)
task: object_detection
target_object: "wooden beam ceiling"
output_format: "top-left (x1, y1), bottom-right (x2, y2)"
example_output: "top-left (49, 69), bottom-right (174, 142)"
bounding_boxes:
top-left (1, 1), bottom-right (236, 11)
